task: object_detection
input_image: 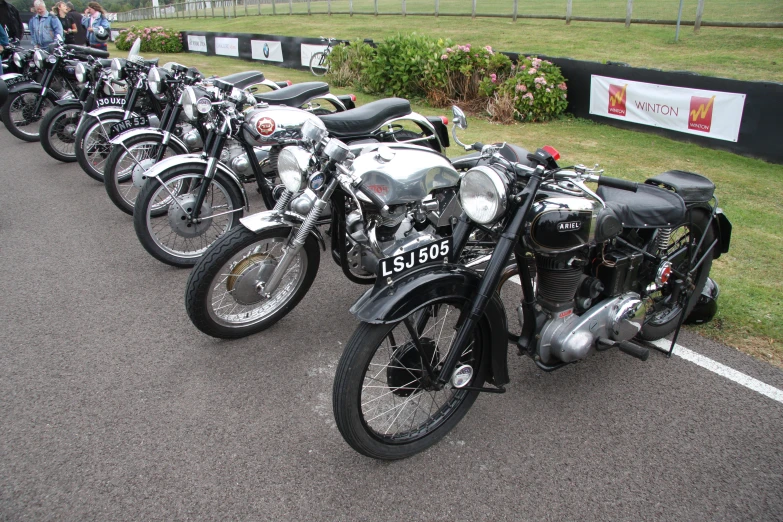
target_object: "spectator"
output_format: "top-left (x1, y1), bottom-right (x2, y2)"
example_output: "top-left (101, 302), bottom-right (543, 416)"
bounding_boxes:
top-left (82, 2), bottom-right (110, 51)
top-left (54, 2), bottom-right (76, 44)
top-left (29, 0), bottom-right (63, 48)
top-left (0, 0), bottom-right (24, 41)
top-left (66, 2), bottom-right (86, 45)
top-left (0, 23), bottom-right (7, 53)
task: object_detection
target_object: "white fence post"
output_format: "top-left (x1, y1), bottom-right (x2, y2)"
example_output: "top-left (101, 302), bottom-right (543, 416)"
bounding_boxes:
top-left (695, 0), bottom-right (705, 32)
top-left (625, 0), bottom-right (632, 28)
top-left (471, 0), bottom-right (476, 18)
top-left (566, 0), bottom-right (572, 24)
top-left (402, 0), bottom-right (406, 16)
top-left (513, 0), bottom-right (517, 21)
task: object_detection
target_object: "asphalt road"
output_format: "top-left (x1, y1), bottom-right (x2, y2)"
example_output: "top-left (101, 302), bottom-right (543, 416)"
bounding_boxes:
top-left (1, 128), bottom-right (782, 521)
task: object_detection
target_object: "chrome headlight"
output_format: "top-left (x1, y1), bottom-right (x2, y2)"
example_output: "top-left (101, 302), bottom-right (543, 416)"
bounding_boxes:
top-left (181, 86), bottom-right (197, 121)
top-left (458, 165), bottom-right (509, 224)
top-left (278, 146), bottom-right (312, 192)
top-left (148, 67), bottom-right (163, 95)
top-left (75, 62), bottom-right (87, 83)
top-left (33, 50), bottom-right (45, 70)
top-left (110, 58), bottom-right (123, 81)
top-left (13, 52), bottom-right (22, 69)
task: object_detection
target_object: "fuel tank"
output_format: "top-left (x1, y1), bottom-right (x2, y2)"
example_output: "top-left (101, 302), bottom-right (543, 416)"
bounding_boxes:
top-left (526, 196), bottom-right (602, 253)
top-left (242, 105), bottom-right (324, 145)
top-left (352, 144), bottom-right (459, 206)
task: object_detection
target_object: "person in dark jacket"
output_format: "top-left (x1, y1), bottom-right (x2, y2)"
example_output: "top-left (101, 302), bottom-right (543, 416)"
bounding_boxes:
top-left (0, 0), bottom-right (24, 41)
top-left (66, 2), bottom-right (85, 45)
top-left (54, 2), bottom-right (76, 43)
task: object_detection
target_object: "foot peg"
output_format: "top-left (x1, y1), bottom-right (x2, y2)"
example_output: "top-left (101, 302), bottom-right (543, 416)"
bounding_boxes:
top-left (597, 338), bottom-right (649, 361)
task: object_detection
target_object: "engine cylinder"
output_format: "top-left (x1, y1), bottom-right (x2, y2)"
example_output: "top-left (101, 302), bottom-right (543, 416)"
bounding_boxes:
top-left (536, 254), bottom-right (583, 306)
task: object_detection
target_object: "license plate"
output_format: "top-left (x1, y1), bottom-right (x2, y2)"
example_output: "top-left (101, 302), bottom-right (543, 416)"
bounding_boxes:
top-left (378, 237), bottom-right (452, 278)
top-left (4, 75), bottom-right (32, 88)
top-left (96, 96), bottom-right (126, 109)
top-left (110, 115), bottom-right (149, 139)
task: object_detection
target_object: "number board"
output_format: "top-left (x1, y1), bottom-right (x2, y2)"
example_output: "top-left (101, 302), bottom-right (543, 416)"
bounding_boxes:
top-left (109, 115), bottom-right (149, 139)
top-left (378, 238), bottom-right (451, 278)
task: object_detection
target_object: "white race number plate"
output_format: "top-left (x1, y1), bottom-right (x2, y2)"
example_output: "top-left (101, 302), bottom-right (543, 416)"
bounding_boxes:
top-left (378, 238), bottom-right (451, 278)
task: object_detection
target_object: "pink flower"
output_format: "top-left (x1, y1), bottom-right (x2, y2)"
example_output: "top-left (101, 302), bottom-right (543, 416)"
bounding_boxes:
top-left (484, 45), bottom-right (494, 54)
top-left (524, 92), bottom-right (534, 100)
top-left (534, 76), bottom-right (546, 85)
top-left (557, 82), bottom-right (567, 90)
top-left (441, 54), bottom-right (448, 60)
top-left (535, 84), bottom-right (542, 90)
top-left (490, 73), bottom-right (497, 83)
top-left (520, 64), bottom-right (526, 70)
top-left (445, 47), bottom-right (452, 53)
top-left (515, 84), bottom-right (526, 92)
top-left (545, 88), bottom-right (551, 93)
top-left (528, 68), bottom-right (537, 75)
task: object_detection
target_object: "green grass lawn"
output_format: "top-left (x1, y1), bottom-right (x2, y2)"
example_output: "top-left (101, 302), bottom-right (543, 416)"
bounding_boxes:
top-left (106, 39), bottom-right (783, 366)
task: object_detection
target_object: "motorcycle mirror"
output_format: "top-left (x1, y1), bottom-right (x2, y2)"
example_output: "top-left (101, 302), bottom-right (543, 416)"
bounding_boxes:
top-left (128, 38), bottom-right (142, 61)
top-left (452, 106), bottom-right (468, 130)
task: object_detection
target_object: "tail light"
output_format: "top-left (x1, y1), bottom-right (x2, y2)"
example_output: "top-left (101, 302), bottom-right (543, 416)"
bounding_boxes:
top-left (440, 116), bottom-right (449, 125)
top-left (542, 145), bottom-right (560, 161)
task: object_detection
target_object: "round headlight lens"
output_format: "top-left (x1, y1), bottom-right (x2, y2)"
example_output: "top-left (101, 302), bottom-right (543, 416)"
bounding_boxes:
top-left (33, 50), bottom-right (45, 70)
top-left (110, 58), bottom-right (123, 81)
top-left (75, 62), bottom-right (87, 83)
top-left (13, 52), bottom-right (22, 69)
top-left (148, 67), bottom-right (162, 95)
top-left (181, 86), bottom-right (197, 121)
top-left (458, 165), bottom-right (508, 225)
top-left (277, 146), bottom-right (312, 193)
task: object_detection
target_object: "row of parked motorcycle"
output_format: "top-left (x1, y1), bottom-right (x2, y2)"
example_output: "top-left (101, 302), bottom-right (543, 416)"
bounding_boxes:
top-left (1, 36), bottom-right (731, 460)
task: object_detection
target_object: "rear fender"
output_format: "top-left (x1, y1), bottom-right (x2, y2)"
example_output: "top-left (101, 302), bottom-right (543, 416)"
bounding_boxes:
top-left (239, 210), bottom-right (326, 251)
top-left (142, 153), bottom-right (249, 210)
top-left (54, 98), bottom-right (83, 108)
top-left (351, 263), bottom-right (509, 386)
top-left (108, 127), bottom-right (188, 155)
top-left (714, 208), bottom-right (731, 258)
top-left (313, 93), bottom-right (347, 112)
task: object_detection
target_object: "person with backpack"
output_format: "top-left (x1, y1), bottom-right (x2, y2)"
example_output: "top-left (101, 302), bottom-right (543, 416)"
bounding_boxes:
top-left (29, 0), bottom-right (63, 48)
top-left (0, 0), bottom-right (24, 41)
top-left (82, 2), bottom-right (110, 51)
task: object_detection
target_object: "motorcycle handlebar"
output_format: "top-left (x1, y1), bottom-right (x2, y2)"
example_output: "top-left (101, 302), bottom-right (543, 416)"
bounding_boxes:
top-left (597, 175), bottom-right (639, 192)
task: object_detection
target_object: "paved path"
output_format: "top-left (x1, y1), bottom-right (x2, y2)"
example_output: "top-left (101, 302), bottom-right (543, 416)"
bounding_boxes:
top-left (1, 129), bottom-right (781, 521)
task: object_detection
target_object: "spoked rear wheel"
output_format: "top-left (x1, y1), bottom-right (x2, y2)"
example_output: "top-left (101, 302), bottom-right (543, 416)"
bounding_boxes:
top-left (333, 298), bottom-right (486, 460)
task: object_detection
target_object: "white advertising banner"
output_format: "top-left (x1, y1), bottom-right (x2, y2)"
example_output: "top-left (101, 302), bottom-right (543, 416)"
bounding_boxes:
top-left (187, 35), bottom-right (208, 53)
top-left (215, 37), bottom-right (239, 57)
top-left (300, 43), bottom-right (329, 67)
top-left (589, 75), bottom-right (746, 142)
top-left (251, 40), bottom-right (284, 63)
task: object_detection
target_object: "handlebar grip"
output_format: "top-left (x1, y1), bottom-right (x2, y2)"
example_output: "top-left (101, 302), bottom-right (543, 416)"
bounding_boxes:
top-left (598, 175), bottom-right (638, 192)
top-left (355, 180), bottom-right (390, 215)
top-left (472, 142), bottom-right (484, 151)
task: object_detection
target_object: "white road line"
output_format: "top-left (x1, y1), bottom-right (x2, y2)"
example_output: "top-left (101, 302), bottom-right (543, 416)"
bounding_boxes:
top-left (651, 339), bottom-right (783, 404)
top-left (507, 277), bottom-right (783, 404)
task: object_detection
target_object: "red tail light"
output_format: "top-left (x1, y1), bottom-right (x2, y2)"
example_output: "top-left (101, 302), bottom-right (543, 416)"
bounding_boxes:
top-left (350, 94), bottom-right (356, 102)
top-left (440, 116), bottom-right (449, 125)
top-left (542, 145), bottom-right (560, 160)
top-left (286, 80), bottom-right (292, 86)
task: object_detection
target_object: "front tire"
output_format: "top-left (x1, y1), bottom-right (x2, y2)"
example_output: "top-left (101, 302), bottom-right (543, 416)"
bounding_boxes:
top-left (133, 165), bottom-right (244, 268)
top-left (333, 298), bottom-right (487, 460)
top-left (1, 91), bottom-right (54, 142)
top-left (40, 105), bottom-right (81, 162)
top-left (104, 134), bottom-right (186, 215)
top-left (185, 226), bottom-right (320, 339)
top-left (309, 52), bottom-right (328, 76)
top-left (75, 116), bottom-right (121, 181)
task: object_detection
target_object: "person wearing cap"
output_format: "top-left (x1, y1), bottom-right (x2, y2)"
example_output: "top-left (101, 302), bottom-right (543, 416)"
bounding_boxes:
top-left (66, 1), bottom-right (86, 45)
top-left (29, 0), bottom-right (63, 48)
top-left (81, 1), bottom-right (110, 51)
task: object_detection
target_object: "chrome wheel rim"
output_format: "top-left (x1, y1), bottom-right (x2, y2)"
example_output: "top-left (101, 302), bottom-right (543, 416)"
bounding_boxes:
top-left (48, 108), bottom-right (80, 157)
top-left (9, 93), bottom-right (52, 137)
top-left (83, 119), bottom-right (117, 177)
top-left (113, 140), bottom-right (177, 209)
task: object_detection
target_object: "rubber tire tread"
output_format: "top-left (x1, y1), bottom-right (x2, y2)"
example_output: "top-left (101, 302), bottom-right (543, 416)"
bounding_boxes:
top-left (332, 301), bottom-right (487, 460)
top-left (638, 208), bottom-right (715, 341)
top-left (39, 105), bottom-right (80, 162)
top-left (133, 166), bottom-right (245, 268)
top-left (1, 90), bottom-right (52, 142)
top-left (103, 134), bottom-right (187, 216)
top-left (185, 226), bottom-right (320, 339)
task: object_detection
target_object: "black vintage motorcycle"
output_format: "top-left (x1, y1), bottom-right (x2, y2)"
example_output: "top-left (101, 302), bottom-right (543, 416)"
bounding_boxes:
top-left (331, 106), bottom-right (731, 460)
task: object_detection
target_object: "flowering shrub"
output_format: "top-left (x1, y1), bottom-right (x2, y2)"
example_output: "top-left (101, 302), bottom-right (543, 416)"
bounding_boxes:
top-left (115, 26), bottom-right (183, 54)
top-left (488, 56), bottom-right (569, 122)
top-left (325, 40), bottom-right (376, 88)
top-left (431, 44), bottom-right (512, 106)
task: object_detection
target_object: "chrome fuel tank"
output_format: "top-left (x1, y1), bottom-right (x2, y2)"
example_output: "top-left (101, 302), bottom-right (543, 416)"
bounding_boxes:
top-left (243, 105), bottom-right (325, 145)
top-left (352, 144), bottom-right (459, 206)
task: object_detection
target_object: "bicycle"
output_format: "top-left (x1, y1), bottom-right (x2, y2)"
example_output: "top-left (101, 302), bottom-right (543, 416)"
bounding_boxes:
top-left (309, 37), bottom-right (337, 77)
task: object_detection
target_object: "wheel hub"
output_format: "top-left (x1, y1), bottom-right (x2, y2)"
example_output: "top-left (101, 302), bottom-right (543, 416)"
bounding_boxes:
top-left (387, 338), bottom-right (439, 397)
top-left (131, 159), bottom-right (157, 188)
top-left (56, 119), bottom-right (78, 142)
top-left (167, 194), bottom-right (213, 238)
top-left (225, 252), bottom-right (277, 305)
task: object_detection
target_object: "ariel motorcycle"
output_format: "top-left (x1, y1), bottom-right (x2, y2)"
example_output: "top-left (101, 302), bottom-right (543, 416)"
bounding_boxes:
top-left (331, 107), bottom-right (731, 460)
top-left (39, 53), bottom-right (122, 162)
top-left (182, 113), bottom-right (491, 339)
top-left (133, 84), bottom-right (449, 269)
top-left (1, 37), bottom-right (105, 141)
top-left (104, 66), bottom-right (352, 215)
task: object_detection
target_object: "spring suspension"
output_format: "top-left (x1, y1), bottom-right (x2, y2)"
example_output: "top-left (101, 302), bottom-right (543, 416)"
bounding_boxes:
top-left (273, 190), bottom-right (293, 213)
top-left (294, 205), bottom-right (324, 245)
top-left (657, 227), bottom-right (673, 254)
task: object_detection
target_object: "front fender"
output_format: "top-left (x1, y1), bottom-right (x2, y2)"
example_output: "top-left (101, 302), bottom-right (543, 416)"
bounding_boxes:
top-left (240, 209), bottom-right (326, 251)
top-left (351, 263), bottom-right (509, 386)
top-left (108, 127), bottom-right (188, 155)
top-left (54, 98), bottom-right (83, 108)
top-left (77, 106), bottom-right (139, 139)
top-left (142, 153), bottom-right (249, 210)
top-left (7, 81), bottom-right (42, 95)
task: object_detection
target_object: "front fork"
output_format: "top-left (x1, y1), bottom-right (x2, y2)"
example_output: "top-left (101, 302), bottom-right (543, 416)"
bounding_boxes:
top-left (191, 129), bottom-right (228, 220)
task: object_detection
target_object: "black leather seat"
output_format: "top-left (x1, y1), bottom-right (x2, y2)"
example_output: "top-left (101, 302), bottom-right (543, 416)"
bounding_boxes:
top-left (255, 81), bottom-right (329, 106)
top-left (319, 98), bottom-right (412, 137)
top-left (597, 184), bottom-right (686, 228)
top-left (217, 71), bottom-right (267, 90)
top-left (645, 170), bottom-right (715, 203)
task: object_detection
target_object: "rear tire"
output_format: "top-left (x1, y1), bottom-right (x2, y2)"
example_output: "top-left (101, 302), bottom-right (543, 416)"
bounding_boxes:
top-left (40, 105), bottom-right (81, 162)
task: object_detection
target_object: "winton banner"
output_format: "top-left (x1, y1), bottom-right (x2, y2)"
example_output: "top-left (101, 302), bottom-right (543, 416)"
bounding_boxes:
top-left (590, 75), bottom-right (746, 142)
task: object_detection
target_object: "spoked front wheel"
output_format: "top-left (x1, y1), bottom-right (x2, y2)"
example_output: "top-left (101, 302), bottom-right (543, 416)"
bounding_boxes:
top-left (309, 52), bottom-right (328, 76)
top-left (133, 165), bottom-right (244, 268)
top-left (185, 226), bottom-right (320, 339)
top-left (40, 105), bottom-right (81, 162)
top-left (333, 298), bottom-right (487, 460)
top-left (75, 117), bottom-right (120, 181)
top-left (1, 91), bottom-right (54, 142)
